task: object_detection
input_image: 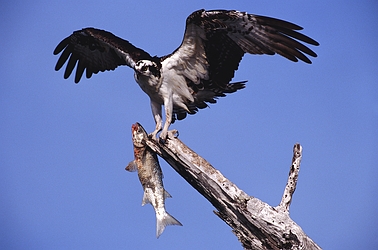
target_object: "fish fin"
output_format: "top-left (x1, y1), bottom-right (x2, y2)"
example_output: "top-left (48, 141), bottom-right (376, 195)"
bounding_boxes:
top-left (141, 191), bottom-right (152, 206)
top-left (156, 211), bottom-right (183, 238)
top-left (125, 160), bottom-right (137, 172)
top-left (164, 190), bottom-right (172, 199)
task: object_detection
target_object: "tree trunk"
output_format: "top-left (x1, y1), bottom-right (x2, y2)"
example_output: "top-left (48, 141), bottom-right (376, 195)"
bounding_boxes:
top-left (140, 127), bottom-right (321, 250)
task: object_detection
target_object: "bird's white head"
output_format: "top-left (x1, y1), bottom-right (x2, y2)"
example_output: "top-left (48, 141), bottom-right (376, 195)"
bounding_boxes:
top-left (135, 60), bottom-right (161, 78)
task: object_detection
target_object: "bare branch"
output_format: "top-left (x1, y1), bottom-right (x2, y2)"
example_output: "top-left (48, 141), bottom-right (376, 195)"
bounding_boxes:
top-left (141, 127), bottom-right (320, 249)
top-left (278, 143), bottom-right (303, 213)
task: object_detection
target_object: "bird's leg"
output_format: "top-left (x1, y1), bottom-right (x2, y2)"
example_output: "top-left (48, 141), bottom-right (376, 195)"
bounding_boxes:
top-left (159, 95), bottom-right (173, 143)
top-left (149, 100), bottom-right (162, 140)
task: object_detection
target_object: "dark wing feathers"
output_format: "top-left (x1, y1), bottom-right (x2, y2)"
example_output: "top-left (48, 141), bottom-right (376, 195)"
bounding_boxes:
top-left (181, 9), bottom-right (318, 92)
top-left (205, 31), bottom-right (245, 87)
top-left (253, 15), bottom-right (319, 45)
top-left (169, 9), bottom-right (318, 121)
top-left (187, 9), bottom-right (318, 63)
top-left (247, 15), bottom-right (318, 63)
top-left (53, 28), bottom-right (153, 83)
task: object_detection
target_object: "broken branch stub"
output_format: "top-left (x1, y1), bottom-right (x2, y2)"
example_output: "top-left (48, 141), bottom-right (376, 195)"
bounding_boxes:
top-left (278, 143), bottom-right (302, 213)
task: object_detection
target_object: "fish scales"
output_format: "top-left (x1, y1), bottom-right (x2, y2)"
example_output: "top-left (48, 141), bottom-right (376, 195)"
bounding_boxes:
top-left (126, 123), bottom-right (182, 238)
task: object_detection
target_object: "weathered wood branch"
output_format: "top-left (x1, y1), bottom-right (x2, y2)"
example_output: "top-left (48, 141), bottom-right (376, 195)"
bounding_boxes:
top-left (278, 143), bottom-right (302, 213)
top-left (142, 128), bottom-right (321, 250)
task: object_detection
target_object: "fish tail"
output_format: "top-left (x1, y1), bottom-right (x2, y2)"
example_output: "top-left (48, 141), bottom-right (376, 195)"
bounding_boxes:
top-left (156, 211), bottom-right (182, 238)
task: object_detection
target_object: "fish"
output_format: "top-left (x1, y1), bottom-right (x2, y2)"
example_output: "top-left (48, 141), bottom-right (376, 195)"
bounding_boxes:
top-left (126, 122), bottom-right (182, 238)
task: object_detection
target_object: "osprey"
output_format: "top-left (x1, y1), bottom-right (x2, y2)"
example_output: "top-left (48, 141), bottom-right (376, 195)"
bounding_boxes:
top-left (54, 9), bottom-right (318, 141)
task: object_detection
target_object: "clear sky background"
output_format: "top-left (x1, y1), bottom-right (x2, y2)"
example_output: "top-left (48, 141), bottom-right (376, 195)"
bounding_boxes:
top-left (1, 1), bottom-right (377, 249)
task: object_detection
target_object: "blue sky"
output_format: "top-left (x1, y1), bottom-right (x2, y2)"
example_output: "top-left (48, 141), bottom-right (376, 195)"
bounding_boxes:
top-left (1, 0), bottom-right (377, 249)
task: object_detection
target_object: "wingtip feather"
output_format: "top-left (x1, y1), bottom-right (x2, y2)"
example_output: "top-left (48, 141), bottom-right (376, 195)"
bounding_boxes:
top-left (53, 36), bottom-right (70, 55)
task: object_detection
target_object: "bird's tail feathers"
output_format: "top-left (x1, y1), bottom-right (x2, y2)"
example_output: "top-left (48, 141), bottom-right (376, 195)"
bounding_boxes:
top-left (172, 80), bottom-right (247, 122)
top-left (223, 80), bottom-right (247, 93)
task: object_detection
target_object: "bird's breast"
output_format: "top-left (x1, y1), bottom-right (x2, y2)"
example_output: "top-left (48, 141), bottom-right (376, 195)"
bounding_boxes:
top-left (134, 72), bottom-right (164, 103)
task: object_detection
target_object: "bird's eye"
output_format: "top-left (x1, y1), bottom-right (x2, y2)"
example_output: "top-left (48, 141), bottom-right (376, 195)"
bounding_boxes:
top-left (141, 66), bottom-right (148, 72)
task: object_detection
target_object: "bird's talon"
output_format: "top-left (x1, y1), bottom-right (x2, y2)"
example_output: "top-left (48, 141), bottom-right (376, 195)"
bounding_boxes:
top-left (158, 137), bottom-right (166, 144)
top-left (168, 129), bottom-right (179, 138)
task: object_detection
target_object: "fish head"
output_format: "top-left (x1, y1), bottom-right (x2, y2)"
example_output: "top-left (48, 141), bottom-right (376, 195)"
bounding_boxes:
top-left (131, 122), bottom-right (148, 148)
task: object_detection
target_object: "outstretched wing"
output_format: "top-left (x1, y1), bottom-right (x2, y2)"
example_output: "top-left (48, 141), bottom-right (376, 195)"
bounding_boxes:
top-left (164, 9), bottom-right (319, 121)
top-left (53, 28), bottom-right (154, 83)
top-left (166, 9), bottom-right (319, 88)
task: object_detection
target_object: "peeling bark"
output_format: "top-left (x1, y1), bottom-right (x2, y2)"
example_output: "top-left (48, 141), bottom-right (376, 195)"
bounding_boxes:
top-left (139, 127), bottom-right (321, 250)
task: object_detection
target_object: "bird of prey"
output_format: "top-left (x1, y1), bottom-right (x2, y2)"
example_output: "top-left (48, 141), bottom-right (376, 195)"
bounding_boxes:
top-left (53, 9), bottom-right (318, 141)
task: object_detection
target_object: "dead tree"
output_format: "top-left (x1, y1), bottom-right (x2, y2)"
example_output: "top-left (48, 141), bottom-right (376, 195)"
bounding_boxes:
top-left (137, 125), bottom-right (321, 250)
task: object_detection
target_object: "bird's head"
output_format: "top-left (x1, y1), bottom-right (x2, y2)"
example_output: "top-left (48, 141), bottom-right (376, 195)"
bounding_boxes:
top-left (135, 60), bottom-right (161, 78)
